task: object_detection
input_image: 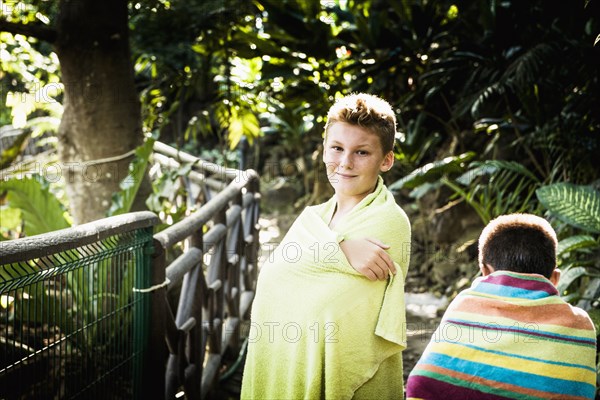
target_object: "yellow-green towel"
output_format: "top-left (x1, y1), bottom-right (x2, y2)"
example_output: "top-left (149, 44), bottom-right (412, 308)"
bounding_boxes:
top-left (241, 177), bottom-right (411, 399)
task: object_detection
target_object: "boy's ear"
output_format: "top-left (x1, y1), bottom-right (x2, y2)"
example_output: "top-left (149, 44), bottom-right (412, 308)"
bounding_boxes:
top-left (480, 263), bottom-right (494, 276)
top-left (550, 268), bottom-right (561, 286)
top-left (380, 151), bottom-right (394, 172)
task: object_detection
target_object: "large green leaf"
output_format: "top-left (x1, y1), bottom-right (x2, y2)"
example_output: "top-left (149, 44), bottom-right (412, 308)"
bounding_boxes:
top-left (557, 235), bottom-right (597, 257)
top-left (228, 107), bottom-right (261, 150)
top-left (389, 152), bottom-right (476, 191)
top-left (556, 266), bottom-right (587, 295)
top-left (456, 160), bottom-right (540, 186)
top-left (0, 206), bottom-right (21, 232)
top-left (0, 176), bottom-right (70, 236)
top-left (536, 183), bottom-right (600, 233)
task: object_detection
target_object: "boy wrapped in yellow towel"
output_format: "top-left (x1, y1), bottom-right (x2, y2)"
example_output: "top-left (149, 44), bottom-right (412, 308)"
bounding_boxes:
top-left (241, 93), bottom-right (411, 399)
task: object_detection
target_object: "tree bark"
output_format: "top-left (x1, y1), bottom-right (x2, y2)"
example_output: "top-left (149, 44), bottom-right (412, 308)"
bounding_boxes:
top-left (54, 0), bottom-right (143, 224)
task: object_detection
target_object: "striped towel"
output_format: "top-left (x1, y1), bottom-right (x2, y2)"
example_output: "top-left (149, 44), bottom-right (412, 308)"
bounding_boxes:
top-left (406, 271), bottom-right (597, 400)
top-left (241, 177), bottom-right (411, 399)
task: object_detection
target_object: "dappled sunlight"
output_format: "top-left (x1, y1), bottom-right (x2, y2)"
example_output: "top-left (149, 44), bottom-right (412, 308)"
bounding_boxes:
top-left (257, 216), bottom-right (281, 244)
top-left (405, 292), bottom-right (448, 319)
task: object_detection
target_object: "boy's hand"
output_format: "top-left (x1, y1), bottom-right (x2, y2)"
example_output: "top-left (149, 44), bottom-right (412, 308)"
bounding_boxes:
top-left (339, 238), bottom-right (396, 281)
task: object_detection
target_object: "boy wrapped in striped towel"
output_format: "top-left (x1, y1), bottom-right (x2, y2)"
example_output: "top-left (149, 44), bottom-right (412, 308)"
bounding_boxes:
top-left (406, 213), bottom-right (597, 400)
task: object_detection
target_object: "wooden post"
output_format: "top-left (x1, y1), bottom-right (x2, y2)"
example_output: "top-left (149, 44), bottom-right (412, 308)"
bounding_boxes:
top-left (140, 239), bottom-right (167, 399)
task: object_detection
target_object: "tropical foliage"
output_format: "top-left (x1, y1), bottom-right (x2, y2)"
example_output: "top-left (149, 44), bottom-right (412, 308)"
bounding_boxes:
top-left (0, 175), bottom-right (70, 238)
top-left (537, 183), bottom-right (600, 385)
top-left (2, 1), bottom-right (599, 391)
top-left (537, 183), bottom-right (600, 308)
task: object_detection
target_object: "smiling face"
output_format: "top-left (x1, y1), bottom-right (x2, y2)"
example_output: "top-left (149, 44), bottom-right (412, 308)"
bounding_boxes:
top-left (323, 122), bottom-right (394, 203)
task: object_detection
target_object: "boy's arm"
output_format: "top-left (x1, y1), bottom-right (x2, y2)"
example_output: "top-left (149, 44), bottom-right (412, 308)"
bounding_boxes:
top-left (339, 238), bottom-right (396, 281)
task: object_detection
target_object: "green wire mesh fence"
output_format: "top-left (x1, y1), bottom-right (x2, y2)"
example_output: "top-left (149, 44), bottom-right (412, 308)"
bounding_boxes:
top-left (0, 212), bottom-right (158, 400)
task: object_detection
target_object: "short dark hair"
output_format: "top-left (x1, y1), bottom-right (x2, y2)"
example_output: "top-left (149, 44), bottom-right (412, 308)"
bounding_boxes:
top-left (324, 93), bottom-right (396, 154)
top-left (478, 214), bottom-right (557, 278)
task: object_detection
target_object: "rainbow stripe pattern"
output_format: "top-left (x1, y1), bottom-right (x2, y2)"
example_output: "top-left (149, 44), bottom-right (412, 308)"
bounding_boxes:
top-left (406, 271), bottom-right (597, 399)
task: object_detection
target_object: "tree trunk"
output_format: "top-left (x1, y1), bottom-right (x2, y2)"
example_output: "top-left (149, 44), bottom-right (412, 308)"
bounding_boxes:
top-left (54, 0), bottom-right (143, 224)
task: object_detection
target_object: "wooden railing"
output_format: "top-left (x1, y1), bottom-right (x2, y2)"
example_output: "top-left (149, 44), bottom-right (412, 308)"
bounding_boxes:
top-left (0, 142), bottom-right (260, 399)
top-left (145, 142), bottom-right (261, 399)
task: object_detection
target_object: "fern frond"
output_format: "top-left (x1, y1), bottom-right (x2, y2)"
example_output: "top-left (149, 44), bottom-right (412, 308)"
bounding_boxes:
top-left (536, 183), bottom-right (600, 233)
